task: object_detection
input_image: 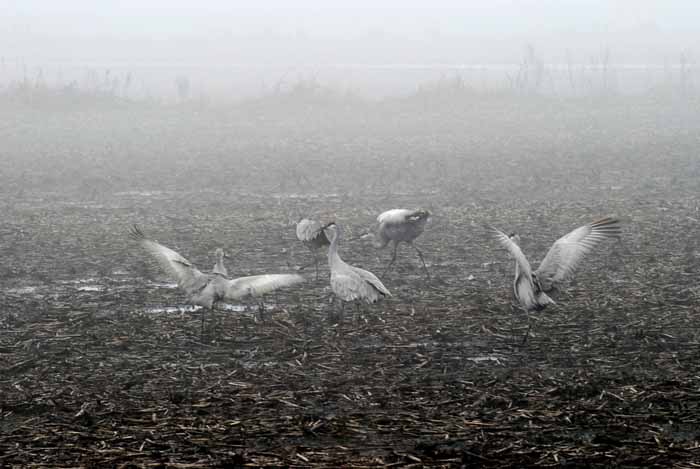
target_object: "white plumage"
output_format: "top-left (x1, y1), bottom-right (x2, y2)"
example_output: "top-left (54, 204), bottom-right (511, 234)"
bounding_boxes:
top-left (129, 225), bottom-right (304, 333)
top-left (377, 209), bottom-right (417, 225)
top-left (295, 218), bottom-right (330, 280)
top-left (324, 222), bottom-right (391, 320)
top-left (296, 218), bottom-right (328, 244)
top-left (492, 217), bottom-right (621, 312)
top-left (365, 208), bottom-right (431, 279)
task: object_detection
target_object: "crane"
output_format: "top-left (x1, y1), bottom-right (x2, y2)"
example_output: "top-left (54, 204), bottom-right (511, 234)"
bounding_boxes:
top-left (323, 222), bottom-right (391, 322)
top-left (363, 209), bottom-right (431, 279)
top-left (295, 218), bottom-right (330, 280)
top-left (129, 225), bottom-right (304, 336)
top-left (491, 217), bottom-right (621, 341)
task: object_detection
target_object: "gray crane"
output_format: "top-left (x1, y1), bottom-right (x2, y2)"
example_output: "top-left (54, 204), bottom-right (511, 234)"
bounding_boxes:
top-left (129, 225), bottom-right (304, 336)
top-left (363, 209), bottom-right (431, 279)
top-left (323, 222), bottom-right (391, 322)
top-left (295, 218), bottom-right (330, 280)
top-left (491, 217), bottom-right (621, 340)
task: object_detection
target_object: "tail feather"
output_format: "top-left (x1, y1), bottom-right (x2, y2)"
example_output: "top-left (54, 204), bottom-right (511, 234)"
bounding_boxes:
top-left (536, 291), bottom-right (556, 309)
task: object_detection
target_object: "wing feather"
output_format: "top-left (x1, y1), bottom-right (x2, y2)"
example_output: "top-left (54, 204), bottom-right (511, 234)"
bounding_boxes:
top-left (491, 226), bottom-right (535, 279)
top-left (377, 209), bottom-right (413, 224)
top-left (331, 272), bottom-right (366, 302)
top-left (351, 266), bottom-right (392, 297)
top-left (129, 225), bottom-right (205, 293)
top-left (224, 274), bottom-right (304, 300)
top-left (296, 219), bottom-right (329, 244)
top-left (535, 217), bottom-right (621, 291)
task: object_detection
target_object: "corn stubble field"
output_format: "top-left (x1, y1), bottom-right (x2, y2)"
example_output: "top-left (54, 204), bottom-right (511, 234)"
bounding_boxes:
top-left (1, 91), bottom-right (699, 467)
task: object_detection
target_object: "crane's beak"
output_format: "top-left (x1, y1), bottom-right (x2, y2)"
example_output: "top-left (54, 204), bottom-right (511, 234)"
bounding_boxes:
top-left (350, 232), bottom-right (371, 241)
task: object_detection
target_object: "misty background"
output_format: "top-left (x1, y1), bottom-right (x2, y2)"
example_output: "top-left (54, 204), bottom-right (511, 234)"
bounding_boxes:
top-left (3, 1), bottom-right (699, 99)
top-left (1, 1), bottom-right (698, 200)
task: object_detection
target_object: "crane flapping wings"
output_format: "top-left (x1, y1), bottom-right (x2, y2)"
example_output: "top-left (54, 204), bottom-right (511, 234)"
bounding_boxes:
top-left (224, 274), bottom-right (305, 300)
top-left (129, 225), bottom-right (206, 293)
top-left (491, 227), bottom-right (540, 303)
top-left (534, 217), bottom-right (621, 291)
top-left (491, 227), bottom-right (534, 279)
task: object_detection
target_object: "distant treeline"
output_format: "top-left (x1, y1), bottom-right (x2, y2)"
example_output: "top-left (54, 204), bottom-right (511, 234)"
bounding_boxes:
top-left (0, 46), bottom-right (696, 105)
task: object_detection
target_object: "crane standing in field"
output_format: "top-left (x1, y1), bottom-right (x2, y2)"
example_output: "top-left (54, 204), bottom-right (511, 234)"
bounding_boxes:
top-left (295, 218), bottom-right (330, 280)
top-left (363, 209), bottom-right (431, 279)
top-left (129, 225), bottom-right (304, 336)
top-left (323, 222), bottom-right (391, 322)
top-left (491, 217), bottom-right (621, 340)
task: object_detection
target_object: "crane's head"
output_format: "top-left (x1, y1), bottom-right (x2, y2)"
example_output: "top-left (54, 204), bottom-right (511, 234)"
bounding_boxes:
top-left (508, 233), bottom-right (521, 246)
top-left (408, 209), bottom-right (431, 223)
top-left (321, 221), bottom-right (339, 241)
top-left (214, 247), bottom-right (230, 259)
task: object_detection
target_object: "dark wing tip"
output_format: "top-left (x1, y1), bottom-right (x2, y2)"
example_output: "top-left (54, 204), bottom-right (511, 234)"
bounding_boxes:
top-left (590, 217), bottom-right (622, 236)
top-left (128, 224), bottom-right (146, 241)
top-left (484, 223), bottom-right (503, 237)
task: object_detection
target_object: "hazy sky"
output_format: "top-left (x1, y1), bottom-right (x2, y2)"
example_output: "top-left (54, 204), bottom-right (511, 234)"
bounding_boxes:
top-left (5, 1), bottom-right (696, 38)
top-left (1, 1), bottom-right (696, 99)
top-left (2, 0), bottom-right (697, 83)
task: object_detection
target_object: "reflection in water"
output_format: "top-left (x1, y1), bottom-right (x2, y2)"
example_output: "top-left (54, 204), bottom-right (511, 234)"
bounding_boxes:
top-left (77, 285), bottom-right (104, 292)
top-left (6, 286), bottom-right (38, 294)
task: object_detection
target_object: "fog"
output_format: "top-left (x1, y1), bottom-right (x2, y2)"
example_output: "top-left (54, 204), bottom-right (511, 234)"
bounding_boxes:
top-left (3, 3), bottom-right (700, 467)
top-left (4, 1), bottom-right (699, 98)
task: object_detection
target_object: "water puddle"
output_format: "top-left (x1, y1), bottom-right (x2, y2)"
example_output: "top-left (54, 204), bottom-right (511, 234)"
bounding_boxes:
top-left (6, 286), bottom-right (38, 295)
top-left (144, 303), bottom-right (278, 314)
top-left (148, 282), bottom-right (178, 289)
top-left (145, 305), bottom-right (202, 314)
top-left (77, 285), bottom-right (104, 292)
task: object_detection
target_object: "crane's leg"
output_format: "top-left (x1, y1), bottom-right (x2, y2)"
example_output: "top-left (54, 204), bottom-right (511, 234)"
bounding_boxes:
top-left (258, 299), bottom-right (266, 322)
top-left (410, 242), bottom-right (431, 280)
top-left (381, 241), bottom-right (399, 277)
top-left (298, 246), bottom-right (317, 272)
top-left (522, 312), bottom-right (532, 345)
top-left (313, 250), bottom-right (320, 281)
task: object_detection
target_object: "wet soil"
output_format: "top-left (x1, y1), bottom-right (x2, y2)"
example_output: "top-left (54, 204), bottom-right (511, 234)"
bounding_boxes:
top-left (1, 97), bottom-right (699, 467)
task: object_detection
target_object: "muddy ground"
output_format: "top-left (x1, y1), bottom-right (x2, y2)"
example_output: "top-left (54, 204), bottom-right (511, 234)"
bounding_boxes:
top-left (1, 96), bottom-right (699, 467)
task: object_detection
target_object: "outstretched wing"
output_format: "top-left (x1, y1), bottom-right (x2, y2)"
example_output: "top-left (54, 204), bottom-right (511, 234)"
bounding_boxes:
top-left (129, 225), bottom-right (205, 293)
top-left (491, 226), bottom-right (534, 279)
top-left (535, 217), bottom-right (621, 291)
top-left (224, 274), bottom-right (304, 300)
top-left (491, 226), bottom-right (541, 309)
top-left (296, 219), bottom-right (329, 243)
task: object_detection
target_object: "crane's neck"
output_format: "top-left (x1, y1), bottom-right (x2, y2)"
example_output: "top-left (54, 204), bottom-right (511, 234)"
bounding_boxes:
top-left (327, 229), bottom-right (343, 269)
top-left (213, 251), bottom-right (228, 276)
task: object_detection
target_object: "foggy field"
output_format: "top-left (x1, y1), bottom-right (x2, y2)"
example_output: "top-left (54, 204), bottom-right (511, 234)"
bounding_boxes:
top-left (1, 94), bottom-right (700, 467)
